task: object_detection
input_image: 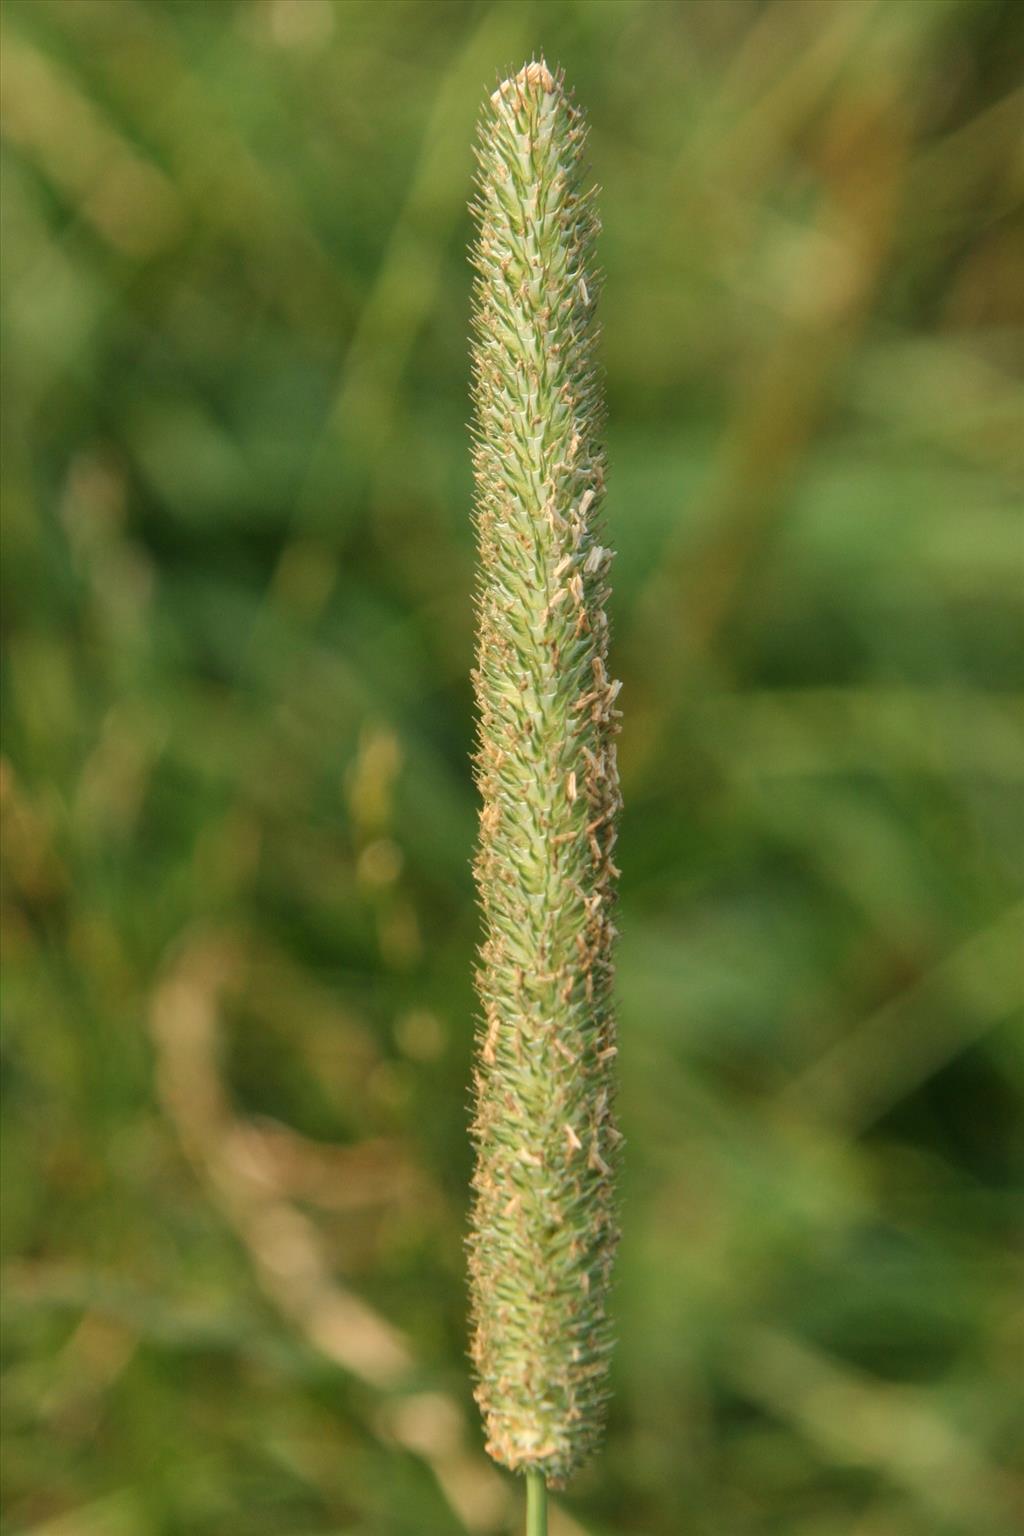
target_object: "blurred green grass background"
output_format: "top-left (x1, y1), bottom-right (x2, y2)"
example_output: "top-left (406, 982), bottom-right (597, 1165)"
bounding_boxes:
top-left (2, 1), bottom-right (1023, 1533)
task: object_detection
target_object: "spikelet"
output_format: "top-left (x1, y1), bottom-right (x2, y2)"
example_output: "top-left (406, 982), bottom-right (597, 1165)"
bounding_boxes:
top-left (467, 59), bottom-right (621, 1489)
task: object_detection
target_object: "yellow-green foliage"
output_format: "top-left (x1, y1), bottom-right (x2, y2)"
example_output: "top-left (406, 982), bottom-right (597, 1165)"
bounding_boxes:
top-left (467, 61), bottom-right (622, 1486)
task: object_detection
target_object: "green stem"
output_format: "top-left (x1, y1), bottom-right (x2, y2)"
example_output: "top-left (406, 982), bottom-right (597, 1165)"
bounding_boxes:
top-left (526, 1471), bottom-right (548, 1536)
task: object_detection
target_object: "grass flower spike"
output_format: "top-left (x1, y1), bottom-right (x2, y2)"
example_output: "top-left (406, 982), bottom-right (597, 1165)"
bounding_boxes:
top-left (467, 60), bottom-right (622, 1495)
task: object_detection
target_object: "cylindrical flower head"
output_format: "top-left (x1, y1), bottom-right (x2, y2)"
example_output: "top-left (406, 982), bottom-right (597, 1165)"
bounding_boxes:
top-left (467, 59), bottom-right (621, 1487)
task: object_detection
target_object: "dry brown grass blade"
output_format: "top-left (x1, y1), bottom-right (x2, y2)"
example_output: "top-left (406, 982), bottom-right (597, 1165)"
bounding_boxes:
top-left (148, 931), bottom-right (514, 1533)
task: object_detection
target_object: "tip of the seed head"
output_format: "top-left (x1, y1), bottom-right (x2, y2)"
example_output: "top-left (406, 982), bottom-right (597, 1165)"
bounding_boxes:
top-left (491, 58), bottom-right (556, 106)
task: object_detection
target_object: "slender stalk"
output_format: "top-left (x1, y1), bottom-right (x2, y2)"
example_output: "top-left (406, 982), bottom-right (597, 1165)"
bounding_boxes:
top-left (526, 1471), bottom-right (548, 1536)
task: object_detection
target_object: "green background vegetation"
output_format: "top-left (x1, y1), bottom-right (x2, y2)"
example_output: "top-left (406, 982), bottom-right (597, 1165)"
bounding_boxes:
top-left (2, 1), bottom-right (1022, 1533)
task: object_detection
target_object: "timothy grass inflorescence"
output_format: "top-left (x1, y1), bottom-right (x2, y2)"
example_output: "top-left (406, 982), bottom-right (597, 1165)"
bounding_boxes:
top-left (467, 59), bottom-right (621, 1490)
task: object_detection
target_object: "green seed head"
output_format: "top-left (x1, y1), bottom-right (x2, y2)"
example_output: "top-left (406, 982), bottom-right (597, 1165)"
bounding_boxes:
top-left (467, 59), bottom-right (621, 1488)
